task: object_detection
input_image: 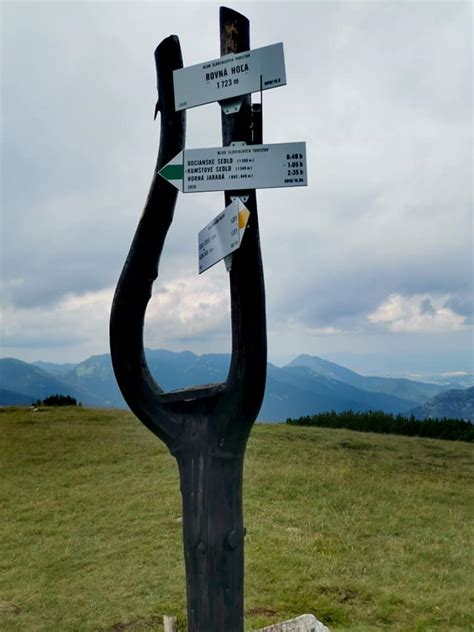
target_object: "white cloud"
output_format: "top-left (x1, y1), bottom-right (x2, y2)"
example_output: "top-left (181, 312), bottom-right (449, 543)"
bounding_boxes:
top-left (368, 293), bottom-right (468, 334)
top-left (1, 288), bottom-right (114, 360)
top-left (144, 274), bottom-right (231, 349)
top-left (1, 273), bottom-right (233, 360)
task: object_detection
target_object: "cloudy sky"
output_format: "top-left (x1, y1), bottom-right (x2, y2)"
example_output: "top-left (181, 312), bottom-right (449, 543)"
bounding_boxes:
top-left (1, 1), bottom-right (472, 375)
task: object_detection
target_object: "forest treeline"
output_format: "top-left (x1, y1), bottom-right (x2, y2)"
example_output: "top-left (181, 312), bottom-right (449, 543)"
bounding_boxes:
top-left (286, 410), bottom-right (474, 442)
top-left (33, 394), bottom-right (81, 407)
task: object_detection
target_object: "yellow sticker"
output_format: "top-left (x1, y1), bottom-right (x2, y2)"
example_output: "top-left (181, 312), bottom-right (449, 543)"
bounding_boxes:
top-left (238, 208), bottom-right (250, 229)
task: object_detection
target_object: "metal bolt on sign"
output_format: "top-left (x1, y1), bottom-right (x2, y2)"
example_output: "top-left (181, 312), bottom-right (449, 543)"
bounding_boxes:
top-left (110, 6), bottom-right (304, 632)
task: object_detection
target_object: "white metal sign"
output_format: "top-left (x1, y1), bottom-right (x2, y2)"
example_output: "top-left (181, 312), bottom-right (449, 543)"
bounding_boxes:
top-left (198, 199), bottom-right (250, 274)
top-left (159, 142), bottom-right (307, 193)
top-left (173, 43), bottom-right (286, 111)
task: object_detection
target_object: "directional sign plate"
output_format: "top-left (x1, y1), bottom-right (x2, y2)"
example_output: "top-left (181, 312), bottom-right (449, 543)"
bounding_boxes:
top-left (198, 199), bottom-right (250, 274)
top-left (159, 142), bottom-right (307, 193)
top-left (173, 43), bottom-right (286, 111)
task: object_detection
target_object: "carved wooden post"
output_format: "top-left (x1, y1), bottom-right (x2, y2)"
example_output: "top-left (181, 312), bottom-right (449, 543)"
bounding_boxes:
top-left (110, 8), bottom-right (266, 632)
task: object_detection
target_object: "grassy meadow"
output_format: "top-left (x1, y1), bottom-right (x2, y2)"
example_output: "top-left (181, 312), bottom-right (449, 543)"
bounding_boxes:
top-left (1, 406), bottom-right (473, 631)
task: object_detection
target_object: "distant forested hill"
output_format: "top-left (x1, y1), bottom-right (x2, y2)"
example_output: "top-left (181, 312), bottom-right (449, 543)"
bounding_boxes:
top-left (410, 386), bottom-right (474, 422)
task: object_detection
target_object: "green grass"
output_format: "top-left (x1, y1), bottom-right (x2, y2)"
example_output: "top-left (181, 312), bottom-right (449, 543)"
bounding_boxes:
top-left (1, 407), bottom-right (473, 631)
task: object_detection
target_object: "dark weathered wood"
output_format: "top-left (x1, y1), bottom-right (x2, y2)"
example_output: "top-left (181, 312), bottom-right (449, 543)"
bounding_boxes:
top-left (109, 9), bottom-right (266, 631)
top-left (218, 6), bottom-right (267, 444)
top-left (177, 11), bottom-right (266, 630)
top-left (109, 35), bottom-right (186, 447)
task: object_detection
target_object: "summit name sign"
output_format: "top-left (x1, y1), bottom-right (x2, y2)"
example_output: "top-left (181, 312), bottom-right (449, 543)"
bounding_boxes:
top-left (173, 43), bottom-right (286, 111)
top-left (158, 142), bottom-right (307, 193)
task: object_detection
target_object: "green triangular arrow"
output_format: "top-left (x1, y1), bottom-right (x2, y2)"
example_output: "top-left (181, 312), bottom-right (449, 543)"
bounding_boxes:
top-left (159, 163), bottom-right (184, 181)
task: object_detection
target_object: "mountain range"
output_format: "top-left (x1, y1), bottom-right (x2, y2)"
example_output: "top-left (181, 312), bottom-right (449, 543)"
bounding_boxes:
top-left (1, 350), bottom-right (473, 422)
top-left (410, 386), bottom-right (474, 422)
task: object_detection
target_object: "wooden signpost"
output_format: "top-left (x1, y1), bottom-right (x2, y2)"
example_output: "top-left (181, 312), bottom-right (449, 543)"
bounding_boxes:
top-left (110, 6), bottom-right (307, 631)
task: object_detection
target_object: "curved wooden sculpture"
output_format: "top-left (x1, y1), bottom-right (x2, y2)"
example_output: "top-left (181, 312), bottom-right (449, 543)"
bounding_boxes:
top-left (110, 8), bottom-right (266, 632)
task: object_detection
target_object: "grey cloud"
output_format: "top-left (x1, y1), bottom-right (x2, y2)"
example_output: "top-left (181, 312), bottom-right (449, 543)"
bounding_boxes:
top-left (420, 299), bottom-right (435, 316)
top-left (1, 2), bottom-right (227, 310)
top-left (266, 235), bottom-right (473, 330)
top-left (1, 1), bottom-right (472, 362)
top-left (2, 332), bottom-right (88, 350)
top-left (445, 293), bottom-right (474, 324)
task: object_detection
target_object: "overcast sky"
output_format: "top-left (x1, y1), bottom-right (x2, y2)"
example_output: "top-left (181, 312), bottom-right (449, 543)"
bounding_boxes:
top-left (1, 1), bottom-right (472, 374)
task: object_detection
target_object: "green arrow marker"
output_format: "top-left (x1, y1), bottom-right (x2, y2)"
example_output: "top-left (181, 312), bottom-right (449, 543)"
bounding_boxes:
top-left (159, 163), bottom-right (184, 181)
